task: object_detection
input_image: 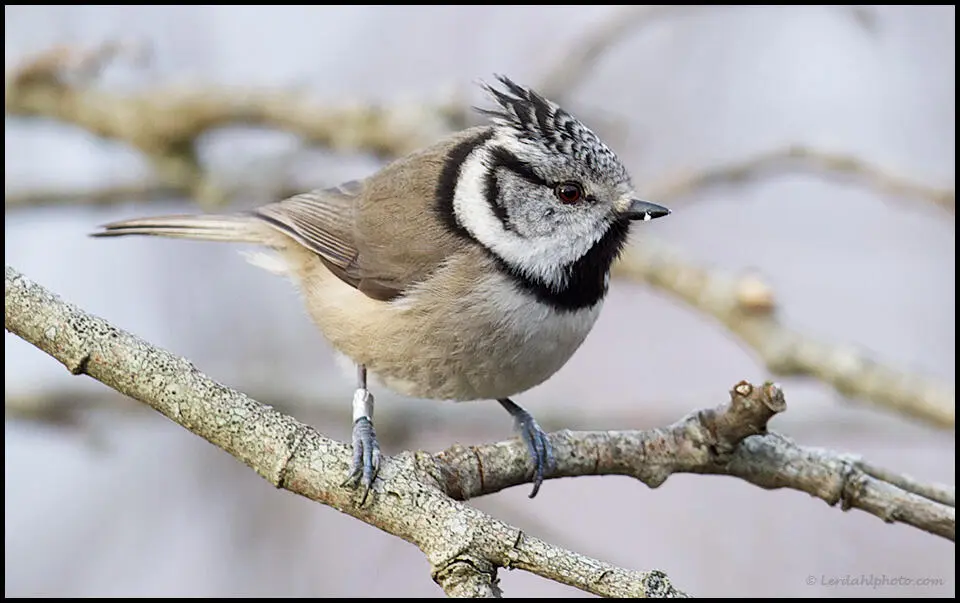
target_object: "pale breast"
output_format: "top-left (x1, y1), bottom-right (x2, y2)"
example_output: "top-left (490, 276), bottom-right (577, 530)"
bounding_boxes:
top-left (384, 268), bottom-right (602, 400)
top-left (292, 246), bottom-right (602, 401)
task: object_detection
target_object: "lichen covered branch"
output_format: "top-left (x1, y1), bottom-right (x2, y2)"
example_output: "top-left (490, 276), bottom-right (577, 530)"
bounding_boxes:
top-left (439, 381), bottom-right (955, 542)
top-left (4, 264), bottom-right (688, 598)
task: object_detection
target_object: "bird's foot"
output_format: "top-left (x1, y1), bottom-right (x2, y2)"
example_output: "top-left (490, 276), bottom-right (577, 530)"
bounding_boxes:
top-left (499, 398), bottom-right (556, 498)
top-left (340, 388), bottom-right (381, 505)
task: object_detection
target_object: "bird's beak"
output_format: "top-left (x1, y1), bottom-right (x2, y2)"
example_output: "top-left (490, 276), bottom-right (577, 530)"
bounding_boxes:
top-left (622, 199), bottom-right (671, 222)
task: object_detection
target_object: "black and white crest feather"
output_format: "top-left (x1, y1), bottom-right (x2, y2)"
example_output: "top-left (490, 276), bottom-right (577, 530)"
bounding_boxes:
top-left (477, 75), bottom-right (629, 186)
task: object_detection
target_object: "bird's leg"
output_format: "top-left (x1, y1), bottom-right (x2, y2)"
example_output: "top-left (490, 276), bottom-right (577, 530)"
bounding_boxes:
top-left (341, 364), bottom-right (381, 504)
top-left (498, 398), bottom-right (556, 498)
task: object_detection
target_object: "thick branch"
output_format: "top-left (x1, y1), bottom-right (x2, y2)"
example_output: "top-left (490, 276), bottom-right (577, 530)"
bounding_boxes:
top-left (438, 382), bottom-right (955, 542)
top-left (14, 385), bottom-right (952, 527)
top-left (7, 266), bottom-right (953, 562)
top-left (4, 265), bottom-right (686, 598)
top-left (613, 241), bottom-right (955, 429)
top-left (432, 555), bottom-right (503, 598)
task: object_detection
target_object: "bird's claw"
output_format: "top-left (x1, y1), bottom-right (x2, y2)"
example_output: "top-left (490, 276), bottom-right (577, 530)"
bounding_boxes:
top-left (514, 411), bottom-right (556, 498)
top-left (341, 416), bottom-right (381, 505)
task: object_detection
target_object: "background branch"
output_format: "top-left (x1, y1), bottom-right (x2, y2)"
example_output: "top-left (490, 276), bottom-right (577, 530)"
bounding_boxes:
top-left (536, 6), bottom-right (700, 103)
top-left (536, 6), bottom-right (879, 105)
top-left (3, 181), bottom-right (187, 210)
top-left (5, 43), bottom-right (952, 433)
top-left (8, 42), bottom-right (948, 217)
top-left (613, 241), bottom-right (955, 429)
top-left (5, 43), bottom-right (460, 209)
top-left (649, 145), bottom-right (955, 214)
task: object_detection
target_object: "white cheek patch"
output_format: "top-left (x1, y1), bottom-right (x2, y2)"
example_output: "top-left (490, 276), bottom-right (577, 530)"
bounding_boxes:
top-left (453, 136), bottom-right (602, 290)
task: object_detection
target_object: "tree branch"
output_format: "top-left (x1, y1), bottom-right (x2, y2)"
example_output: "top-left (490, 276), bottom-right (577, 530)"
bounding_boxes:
top-left (6, 264), bottom-right (953, 587)
top-left (536, 6), bottom-right (699, 103)
top-left (537, 6), bottom-right (879, 105)
top-left (4, 264), bottom-right (688, 598)
top-left (856, 460), bottom-right (955, 508)
top-left (432, 555), bottom-right (503, 598)
top-left (4, 182), bottom-right (188, 210)
top-left (5, 44), bottom-right (461, 209)
top-left (7, 44), bottom-right (952, 436)
top-left (436, 382), bottom-right (954, 542)
top-left (13, 39), bottom-right (948, 219)
top-left (4, 44), bottom-right (457, 156)
top-left (11, 385), bottom-right (953, 531)
top-left (649, 145), bottom-right (955, 215)
top-left (535, 6), bottom-right (949, 215)
top-left (613, 241), bottom-right (956, 430)
top-left (5, 36), bottom-right (953, 563)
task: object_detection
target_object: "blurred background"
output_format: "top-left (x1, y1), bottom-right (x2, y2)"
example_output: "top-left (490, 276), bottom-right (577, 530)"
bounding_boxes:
top-left (4, 5), bottom-right (955, 598)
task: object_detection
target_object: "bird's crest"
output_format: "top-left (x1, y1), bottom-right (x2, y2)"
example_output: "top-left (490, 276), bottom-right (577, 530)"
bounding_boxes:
top-left (477, 75), bottom-right (629, 184)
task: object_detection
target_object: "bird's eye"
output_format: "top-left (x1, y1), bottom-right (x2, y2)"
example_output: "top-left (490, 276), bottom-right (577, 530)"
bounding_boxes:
top-left (555, 181), bottom-right (583, 204)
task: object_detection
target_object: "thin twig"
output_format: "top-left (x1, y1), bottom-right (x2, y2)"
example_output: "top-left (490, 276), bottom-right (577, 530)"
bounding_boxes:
top-left (650, 145), bottom-right (955, 214)
top-left (856, 460), bottom-right (955, 508)
top-left (537, 6), bottom-right (699, 103)
top-left (2, 386), bottom-right (683, 440)
top-left (4, 182), bottom-right (186, 210)
top-left (537, 6), bottom-right (879, 105)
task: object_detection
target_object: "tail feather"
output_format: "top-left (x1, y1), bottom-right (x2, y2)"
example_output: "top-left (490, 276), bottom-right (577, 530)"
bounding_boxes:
top-left (92, 214), bottom-right (265, 244)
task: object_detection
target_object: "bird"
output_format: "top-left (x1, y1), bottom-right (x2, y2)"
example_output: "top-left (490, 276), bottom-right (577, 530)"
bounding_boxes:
top-left (92, 75), bottom-right (670, 501)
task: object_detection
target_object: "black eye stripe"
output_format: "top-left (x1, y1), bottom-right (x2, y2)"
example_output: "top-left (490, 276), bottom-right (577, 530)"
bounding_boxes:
top-left (488, 147), bottom-right (596, 207)
top-left (483, 159), bottom-right (512, 232)
top-left (487, 146), bottom-right (549, 188)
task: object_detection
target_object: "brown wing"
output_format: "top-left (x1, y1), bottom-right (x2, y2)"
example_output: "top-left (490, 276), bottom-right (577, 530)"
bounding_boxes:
top-left (255, 180), bottom-right (363, 273)
top-left (251, 131), bottom-right (476, 301)
top-left (255, 180), bottom-right (409, 300)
